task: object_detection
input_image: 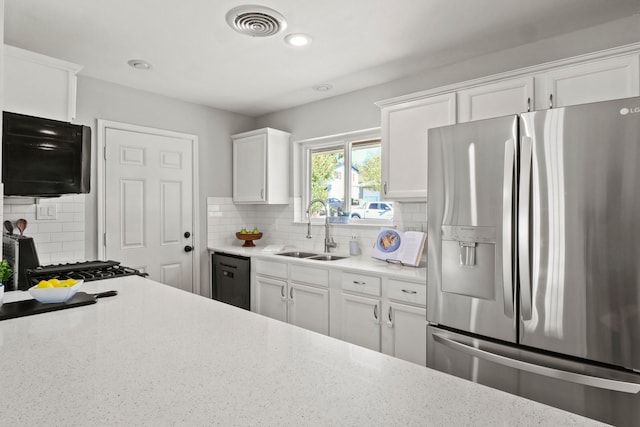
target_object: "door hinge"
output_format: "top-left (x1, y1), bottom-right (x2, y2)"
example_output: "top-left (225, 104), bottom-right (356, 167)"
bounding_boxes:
top-left (103, 146), bottom-right (107, 160)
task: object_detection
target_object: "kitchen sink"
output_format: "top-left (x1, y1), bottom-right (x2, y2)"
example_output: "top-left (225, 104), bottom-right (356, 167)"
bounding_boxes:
top-left (276, 251), bottom-right (318, 258)
top-left (307, 255), bottom-right (347, 261)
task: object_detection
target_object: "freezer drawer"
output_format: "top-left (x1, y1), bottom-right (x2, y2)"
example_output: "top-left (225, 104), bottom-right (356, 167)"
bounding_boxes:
top-left (427, 326), bottom-right (640, 427)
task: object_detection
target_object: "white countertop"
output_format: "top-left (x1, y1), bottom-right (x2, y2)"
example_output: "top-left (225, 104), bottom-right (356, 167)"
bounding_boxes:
top-left (0, 277), bottom-right (604, 426)
top-left (209, 245), bottom-right (427, 282)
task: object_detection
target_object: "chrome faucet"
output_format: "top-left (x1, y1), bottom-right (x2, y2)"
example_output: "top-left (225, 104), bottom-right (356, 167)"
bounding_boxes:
top-left (306, 198), bottom-right (337, 253)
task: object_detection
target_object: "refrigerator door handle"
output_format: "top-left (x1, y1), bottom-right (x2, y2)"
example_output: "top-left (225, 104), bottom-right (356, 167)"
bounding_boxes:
top-left (519, 136), bottom-right (533, 321)
top-left (432, 332), bottom-right (640, 394)
top-left (502, 139), bottom-right (515, 318)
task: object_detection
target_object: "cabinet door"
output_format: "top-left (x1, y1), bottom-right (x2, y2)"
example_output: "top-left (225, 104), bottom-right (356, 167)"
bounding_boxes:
top-left (380, 93), bottom-right (456, 201)
top-left (381, 302), bottom-right (427, 366)
top-left (255, 275), bottom-right (287, 322)
top-left (457, 77), bottom-right (533, 123)
top-left (339, 293), bottom-right (381, 351)
top-left (288, 282), bottom-right (329, 335)
top-left (535, 55), bottom-right (640, 110)
top-left (233, 134), bottom-right (266, 203)
top-left (4, 46), bottom-right (81, 122)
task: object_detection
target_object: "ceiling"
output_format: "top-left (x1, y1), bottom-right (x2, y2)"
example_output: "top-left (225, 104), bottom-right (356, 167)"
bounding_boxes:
top-left (4, 0), bottom-right (640, 117)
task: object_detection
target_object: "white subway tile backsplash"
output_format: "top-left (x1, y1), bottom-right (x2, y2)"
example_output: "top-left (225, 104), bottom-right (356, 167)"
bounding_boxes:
top-left (38, 242), bottom-right (64, 254)
top-left (62, 222), bottom-right (85, 232)
top-left (38, 223), bottom-right (64, 233)
top-left (63, 241), bottom-right (85, 252)
top-left (3, 195), bottom-right (86, 264)
top-left (206, 197), bottom-right (427, 259)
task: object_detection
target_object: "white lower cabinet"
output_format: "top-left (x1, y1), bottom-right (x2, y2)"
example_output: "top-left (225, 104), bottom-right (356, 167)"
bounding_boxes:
top-left (255, 275), bottom-right (288, 322)
top-left (289, 282), bottom-right (329, 335)
top-left (252, 258), bottom-right (427, 365)
top-left (339, 292), bottom-right (381, 352)
top-left (254, 260), bottom-right (330, 336)
top-left (381, 301), bottom-right (427, 366)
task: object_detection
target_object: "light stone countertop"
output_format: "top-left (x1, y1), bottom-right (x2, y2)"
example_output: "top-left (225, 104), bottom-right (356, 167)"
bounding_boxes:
top-left (209, 244), bottom-right (427, 282)
top-left (0, 277), bottom-right (606, 426)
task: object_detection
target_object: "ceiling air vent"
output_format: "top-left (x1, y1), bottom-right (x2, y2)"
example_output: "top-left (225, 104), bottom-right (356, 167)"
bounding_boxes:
top-left (225, 5), bottom-right (287, 37)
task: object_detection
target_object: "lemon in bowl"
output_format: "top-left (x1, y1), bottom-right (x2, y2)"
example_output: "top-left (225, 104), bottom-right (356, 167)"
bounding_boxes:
top-left (29, 278), bottom-right (83, 303)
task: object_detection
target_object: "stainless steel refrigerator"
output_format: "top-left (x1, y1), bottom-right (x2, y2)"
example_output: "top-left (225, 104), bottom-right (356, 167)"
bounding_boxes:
top-left (426, 96), bottom-right (640, 426)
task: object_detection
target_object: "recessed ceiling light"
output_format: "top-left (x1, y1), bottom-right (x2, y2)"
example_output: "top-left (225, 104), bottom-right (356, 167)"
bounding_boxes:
top-left (285, 33), bottom-right (312, 47)
top-left (127, 59), bottom-right (152, 70)
top-left (312, 84), bottom-right (333, 92)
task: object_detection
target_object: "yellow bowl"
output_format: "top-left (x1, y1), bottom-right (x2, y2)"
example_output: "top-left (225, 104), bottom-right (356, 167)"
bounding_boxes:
top-left (28, 280), bottom-right (83, 304)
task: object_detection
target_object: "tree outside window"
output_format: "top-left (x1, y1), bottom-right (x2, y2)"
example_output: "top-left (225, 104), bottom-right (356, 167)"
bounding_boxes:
top-left (307, 138), bottom-right (391, 222)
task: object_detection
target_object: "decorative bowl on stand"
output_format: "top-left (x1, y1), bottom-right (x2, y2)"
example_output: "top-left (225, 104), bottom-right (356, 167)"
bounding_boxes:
top-left (235, 232), bottom-right (263, 247)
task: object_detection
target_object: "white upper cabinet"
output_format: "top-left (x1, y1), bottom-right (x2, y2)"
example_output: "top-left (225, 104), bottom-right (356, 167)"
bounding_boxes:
top-left (4, 45), bottom-right (82, 122)
top-left (376, 47), bottom-right (640, 202)
top-left (232, 127), bottom-right (290, 204)
top-left (378, 93), bottom-right (456, 201)
top-left (457, 76), bottom-right (534, 122)
top-left (535, 54), bottom-right (640, 110)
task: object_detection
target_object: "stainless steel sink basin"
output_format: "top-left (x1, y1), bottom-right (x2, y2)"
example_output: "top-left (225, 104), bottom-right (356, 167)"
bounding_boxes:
top-left (307, 254), bottom-right (347, 261)
top-left (276, 251), bottom-right (318, 258)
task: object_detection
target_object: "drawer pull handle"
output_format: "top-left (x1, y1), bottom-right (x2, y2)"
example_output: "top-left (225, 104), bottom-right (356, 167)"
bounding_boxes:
top-left (353, 281), bottom-right (366, 285)
top-left (401, 289), bottom-right (417, 294)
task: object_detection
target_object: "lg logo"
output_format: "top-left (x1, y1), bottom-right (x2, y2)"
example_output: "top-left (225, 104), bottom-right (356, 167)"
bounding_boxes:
top-left (620, 107), bottom-right (640, 115)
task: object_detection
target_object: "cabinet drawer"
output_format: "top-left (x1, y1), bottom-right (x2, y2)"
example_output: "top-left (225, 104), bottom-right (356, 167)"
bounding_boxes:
top-left (290, 264), bottom-right (328, 287)
top-left (255, 259), bottom-right (287, 278)
top-left (387, 279), bottom-right (426, 307)
top-left (341, 272), bottom-right (381, 296)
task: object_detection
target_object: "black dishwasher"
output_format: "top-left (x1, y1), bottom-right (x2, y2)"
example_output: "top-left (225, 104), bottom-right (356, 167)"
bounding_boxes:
top-left (212, 252), bottom-right (250, 310)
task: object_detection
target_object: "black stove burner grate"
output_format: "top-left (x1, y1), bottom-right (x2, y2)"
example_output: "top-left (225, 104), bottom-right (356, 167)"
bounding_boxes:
top-left (25, 260), bottom-right (146, 288)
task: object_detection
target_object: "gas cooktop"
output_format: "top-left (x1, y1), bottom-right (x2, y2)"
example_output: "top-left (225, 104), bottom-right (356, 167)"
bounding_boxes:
top-left (26, 260), bottom-right (146, 288)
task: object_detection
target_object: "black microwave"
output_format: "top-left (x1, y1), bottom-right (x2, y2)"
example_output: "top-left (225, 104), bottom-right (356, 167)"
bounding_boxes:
top-left (2, 111), bottom-right (91, 197)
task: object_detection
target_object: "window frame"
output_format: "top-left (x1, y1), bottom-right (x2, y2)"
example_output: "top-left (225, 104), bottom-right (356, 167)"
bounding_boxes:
top-left (297, 127), bottom-right (393, 226)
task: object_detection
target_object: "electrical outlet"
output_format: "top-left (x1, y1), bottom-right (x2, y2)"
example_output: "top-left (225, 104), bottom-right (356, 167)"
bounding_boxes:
top-left (36, 205), bottom-right (57, 220)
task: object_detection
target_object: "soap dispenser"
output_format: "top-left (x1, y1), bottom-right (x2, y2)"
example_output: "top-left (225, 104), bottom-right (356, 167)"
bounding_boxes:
top-left (349, 236), bottom-right (361, 256)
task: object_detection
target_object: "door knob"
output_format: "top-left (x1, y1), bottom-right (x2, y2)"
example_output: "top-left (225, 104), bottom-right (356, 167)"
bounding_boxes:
top-left (184, 231), bottom-right (191, 238)
top-left (184, 245), bottom-right (193, 252)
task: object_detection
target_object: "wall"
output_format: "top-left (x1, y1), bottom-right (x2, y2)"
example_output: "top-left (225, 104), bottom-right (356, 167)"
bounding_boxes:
top-left (6, 13), bottom-right (639, 295)
top-left (74, 77), bottom-right (255, 295)
top-left (232, 15), bottom-right (640, 273)
top-left (255, 15), bottom-right (640, 152)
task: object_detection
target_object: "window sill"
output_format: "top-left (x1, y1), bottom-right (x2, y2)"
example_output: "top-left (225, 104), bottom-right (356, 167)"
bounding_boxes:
top-left (294, 217), bottom-right (396, 228)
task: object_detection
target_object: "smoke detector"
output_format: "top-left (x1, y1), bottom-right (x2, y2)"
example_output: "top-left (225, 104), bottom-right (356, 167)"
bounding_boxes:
top-left (226, 5), bottom-right (287, 37)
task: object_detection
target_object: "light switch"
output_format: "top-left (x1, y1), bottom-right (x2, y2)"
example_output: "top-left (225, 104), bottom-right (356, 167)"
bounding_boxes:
top-left (36, 205), bottom-right (57, 220)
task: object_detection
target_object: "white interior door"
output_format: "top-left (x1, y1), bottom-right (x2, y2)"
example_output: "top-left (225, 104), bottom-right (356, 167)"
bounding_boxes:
top-left (102, 124), bottom-right (195, 292)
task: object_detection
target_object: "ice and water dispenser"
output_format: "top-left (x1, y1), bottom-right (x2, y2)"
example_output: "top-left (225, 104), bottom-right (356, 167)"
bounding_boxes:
top-left (440, 225), bottom-right (496, 300)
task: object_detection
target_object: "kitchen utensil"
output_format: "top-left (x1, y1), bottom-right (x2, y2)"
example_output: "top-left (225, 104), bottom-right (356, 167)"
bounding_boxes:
top-left (16, 218), bottom-right (27, 236)
top-left (4, 220), bottom-right (14, 235)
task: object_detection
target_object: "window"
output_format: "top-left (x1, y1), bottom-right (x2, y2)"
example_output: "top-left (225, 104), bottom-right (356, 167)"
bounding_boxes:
top-left (300, 128), bottom-right (393, 223)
